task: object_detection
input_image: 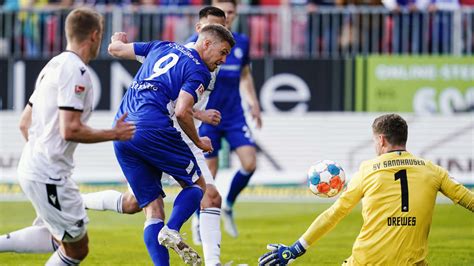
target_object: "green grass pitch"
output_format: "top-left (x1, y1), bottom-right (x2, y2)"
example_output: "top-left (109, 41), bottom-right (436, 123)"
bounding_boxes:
top-left (0, 201), bottom-right (472, 265)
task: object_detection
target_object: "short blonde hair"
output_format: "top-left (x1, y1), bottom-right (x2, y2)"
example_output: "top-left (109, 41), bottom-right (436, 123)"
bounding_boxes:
top-left (65, 7), bottom-right (103, 43)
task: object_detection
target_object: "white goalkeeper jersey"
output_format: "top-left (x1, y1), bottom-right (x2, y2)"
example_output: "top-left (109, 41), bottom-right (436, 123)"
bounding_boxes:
top-left (18, 51), bottom-right (94, 185)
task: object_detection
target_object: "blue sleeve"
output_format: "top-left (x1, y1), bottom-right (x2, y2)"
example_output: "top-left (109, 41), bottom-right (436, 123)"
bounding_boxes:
top-left (133, 41), bottom-right (162, 57)
top-left (181, 70), bottom-right (211, 103)
top-left (185, 33), bottom-right (199, 44)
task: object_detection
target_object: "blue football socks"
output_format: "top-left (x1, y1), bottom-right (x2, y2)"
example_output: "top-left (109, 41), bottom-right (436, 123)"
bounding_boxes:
top-left (226, 169), bottom-right (254, 208)
top-left (144, 218), bottom-right (169, 266)
top-left (167, 186), bottom-right (204, 231)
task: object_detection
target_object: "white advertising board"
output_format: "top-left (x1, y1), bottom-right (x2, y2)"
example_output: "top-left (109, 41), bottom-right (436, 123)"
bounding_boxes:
top-left (1, 112), bottom-right (472, 187)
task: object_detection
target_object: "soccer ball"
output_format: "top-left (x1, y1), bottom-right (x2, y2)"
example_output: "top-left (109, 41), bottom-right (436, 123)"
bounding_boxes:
top-left (307, 160), bottom-right (346, 198)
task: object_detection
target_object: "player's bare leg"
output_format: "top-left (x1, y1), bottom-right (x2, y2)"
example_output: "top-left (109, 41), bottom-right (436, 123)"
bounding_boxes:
top-left (222, 145), bottom-right (257, 238)
top-left (122, 191), bottom-right (142, 214)
top-left (46, 233), bottom-right (88, 265)
top-left (142, 196), bottom-right (170, 265)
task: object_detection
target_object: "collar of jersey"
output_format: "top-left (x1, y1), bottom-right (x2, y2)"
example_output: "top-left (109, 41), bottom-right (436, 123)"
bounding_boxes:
top-left (65, 50), bottom-right (85, 64)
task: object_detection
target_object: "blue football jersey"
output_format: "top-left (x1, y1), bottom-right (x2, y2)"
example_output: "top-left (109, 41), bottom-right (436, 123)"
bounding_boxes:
top-left (116, 41), bottom-right (211, 129)
top-left (187, 32), bottom-right (250, 128)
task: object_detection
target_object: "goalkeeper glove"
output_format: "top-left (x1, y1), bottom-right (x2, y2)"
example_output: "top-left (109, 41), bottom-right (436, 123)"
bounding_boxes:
top-left (258, 240), bottom-right (306, 266)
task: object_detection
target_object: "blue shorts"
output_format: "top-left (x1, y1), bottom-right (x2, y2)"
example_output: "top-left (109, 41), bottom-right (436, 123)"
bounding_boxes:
top-left (114, 128), bottom-right (201, 208)
top-left (199, 119), bottom-right (256, 158)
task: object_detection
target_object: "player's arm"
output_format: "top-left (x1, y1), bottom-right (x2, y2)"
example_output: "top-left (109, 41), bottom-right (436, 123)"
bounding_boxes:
top-left (57, 65), bottom-right (135, 143)
top-left (108, 41), bottom-right (135, 60)
top-left (193, 108), bottom-right (221, 126)
top-left (107, 32), bottom-right (136, 60)
top-left (439, 171), bottom-right (474, 211)
top-left (176, 91), bottom-right (212, 152)
top-left (258, 172), bottom-right (364, 265)
top-left (19, 103), bottom-right (33, 141)
top-left (59, 110), bottom-right (134, 143)
top-left (240, 64), bottom-right (262, 129)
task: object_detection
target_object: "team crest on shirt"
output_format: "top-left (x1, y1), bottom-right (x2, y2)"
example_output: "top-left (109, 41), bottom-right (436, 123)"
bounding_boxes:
top-left (196, 84), bottom-right (205, 95)
top-left (234, 47), bottom-right (243, 59)
top-left (74, 85), bottom-right (85, 95)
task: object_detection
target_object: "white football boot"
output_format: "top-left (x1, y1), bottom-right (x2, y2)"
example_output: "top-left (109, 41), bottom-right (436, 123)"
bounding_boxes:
top-left (158, 226), bottom-right (202, 265)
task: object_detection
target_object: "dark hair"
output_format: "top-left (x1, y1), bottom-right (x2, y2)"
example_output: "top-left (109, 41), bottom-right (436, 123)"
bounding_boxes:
top-left (372, 114), bottom-right (408, 146)
top-left (200, 24), bottom-right (235, 48)
top-left (199, 6), bottom-right (226, 20)
top-left (65, 7), bottom-right (103, 43)
top-left (213, 0), bottom-right (237, 6)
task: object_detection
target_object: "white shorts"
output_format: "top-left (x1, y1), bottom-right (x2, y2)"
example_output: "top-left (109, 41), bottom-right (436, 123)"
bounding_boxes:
top-left (18, 175), bottom-right (88, 242)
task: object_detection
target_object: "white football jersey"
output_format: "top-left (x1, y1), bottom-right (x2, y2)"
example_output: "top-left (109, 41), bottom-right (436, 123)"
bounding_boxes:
top-left (18, 51), bottom-right (94, 184)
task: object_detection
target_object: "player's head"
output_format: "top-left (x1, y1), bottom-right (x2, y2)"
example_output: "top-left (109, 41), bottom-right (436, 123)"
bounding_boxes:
top-left (212, 0), bottom-right (237, 30)
top-left (65, 7), bottom-right (104, 60)
top-left (196, 24), bottom-right (235, 71)
top-left (372, 114), bottom-right (408, 156)
top-left (196, 6), bottom-right (226, 33)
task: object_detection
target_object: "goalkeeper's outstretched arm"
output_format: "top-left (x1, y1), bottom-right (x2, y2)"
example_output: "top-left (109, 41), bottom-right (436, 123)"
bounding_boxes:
top-left (258, 173), bottom-right (364, 265)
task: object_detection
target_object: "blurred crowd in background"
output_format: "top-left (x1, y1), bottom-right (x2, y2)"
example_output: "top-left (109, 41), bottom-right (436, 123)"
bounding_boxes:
top-left (0, 0), bottom-right (473, 58)
top-left (2, 0), bottom-right (474, 9)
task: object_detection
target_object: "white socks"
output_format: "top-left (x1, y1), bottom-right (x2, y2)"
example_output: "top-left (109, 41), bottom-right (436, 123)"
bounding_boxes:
top-left (46, 247), bottom-right (81, 266)
top-left (200, 208), bottom-right (221, 265)
top-left (82, 190), bottom-right (123, 213)
top-left (0, 225), bottom-right (58, 253)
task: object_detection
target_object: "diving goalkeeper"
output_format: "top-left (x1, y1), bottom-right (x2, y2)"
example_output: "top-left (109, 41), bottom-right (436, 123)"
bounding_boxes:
top-left (258, 113), bottom-right (473, 266)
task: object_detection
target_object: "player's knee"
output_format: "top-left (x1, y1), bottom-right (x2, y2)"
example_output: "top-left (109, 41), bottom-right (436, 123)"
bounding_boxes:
top-left (63, 235), bottom-right (89, 260)
top-left (122, 194), bottom-right (142, 214)
top-left (75, 244), bottom-right (89, 260)
top-left (202, 185), bottom-right (221, 208)
top-left (242, 160), bottom-right (256, 173)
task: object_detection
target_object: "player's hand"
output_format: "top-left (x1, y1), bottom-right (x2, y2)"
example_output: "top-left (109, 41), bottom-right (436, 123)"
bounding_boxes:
top-left (111, 32), bottom-right (128, 43)
top-left (199, 109), bottom-right (221, 126)
top-left (250, 104), bottom-right (262, 129)
top-left (197, 136), bottom-right (213, 153)
top-left (114, 113), bottom-right (136, 141)
top-left (258, 242), bottom-right (305, 266)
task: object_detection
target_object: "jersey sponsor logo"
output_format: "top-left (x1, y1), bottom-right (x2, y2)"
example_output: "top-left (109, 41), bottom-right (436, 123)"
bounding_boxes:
top-left (129, 80), bottom-right (157, 91)
top-left (387, 216), bottom-right (416, 226)
top-left (74, 85), bottom-right (85, 95)
top-left (220, 64), bottom-right (240, 71)
top-left (80, 67), bottom-right (86, 76)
